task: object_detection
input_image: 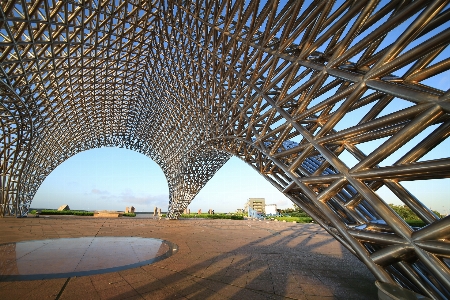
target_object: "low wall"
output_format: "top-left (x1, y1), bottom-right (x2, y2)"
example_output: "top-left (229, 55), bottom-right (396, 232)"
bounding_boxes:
top-left (94, 212), bottom-right (123, 218)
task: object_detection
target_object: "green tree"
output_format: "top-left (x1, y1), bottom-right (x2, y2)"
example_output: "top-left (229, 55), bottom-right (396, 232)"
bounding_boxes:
top-left (279, 205), bottom-right (310, 217)
top-left (389, 204), bottom-right (441, 220)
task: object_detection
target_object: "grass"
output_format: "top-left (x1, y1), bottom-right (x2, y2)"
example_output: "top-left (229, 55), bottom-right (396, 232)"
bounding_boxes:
top-left (405, 219), bottom-right (426, 227)
top-left (273, 216), bottom-right (314, 223)
top-left (180, 213), bottom-right (244, 220)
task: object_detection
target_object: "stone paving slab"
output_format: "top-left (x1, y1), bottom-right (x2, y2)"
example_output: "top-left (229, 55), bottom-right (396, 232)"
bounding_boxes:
top-left (0, 217), bottom-right (377, 299)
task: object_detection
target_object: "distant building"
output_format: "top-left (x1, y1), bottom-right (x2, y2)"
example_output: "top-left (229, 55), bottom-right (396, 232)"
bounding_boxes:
top-left (236, 208), bottom-right (244, 214)
top-left (247, 198), bottom-right (265, 213)
top-left (58, 204), bottom-right (70, 211)
top-left (265, 204), bottom-right (278, 216)
top-left (125, 206), bottom-right (135, 213)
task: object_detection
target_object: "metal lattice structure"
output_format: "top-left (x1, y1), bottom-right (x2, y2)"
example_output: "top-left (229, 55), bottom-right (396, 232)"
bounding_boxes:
top-left (1, 0), bottom-right (449, 297)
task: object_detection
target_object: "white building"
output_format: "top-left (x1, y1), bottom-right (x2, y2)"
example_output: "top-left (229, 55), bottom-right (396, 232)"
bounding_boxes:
top-left (265, 204), bottom-right (278, 216)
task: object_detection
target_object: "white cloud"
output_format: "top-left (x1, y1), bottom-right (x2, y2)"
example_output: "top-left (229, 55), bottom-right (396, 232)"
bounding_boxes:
top-left (119, 190), bottom-right (168, 206)
top-left (275, 198), bottom-right (295, 209)
top-left (91, 188), bottom-right (110, 195)
top-left (85, 188), bottom-right (169, 211)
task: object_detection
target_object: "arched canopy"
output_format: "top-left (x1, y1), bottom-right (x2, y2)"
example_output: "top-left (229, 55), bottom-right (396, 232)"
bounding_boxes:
top-left (1, 1), bottom-right (450, 298)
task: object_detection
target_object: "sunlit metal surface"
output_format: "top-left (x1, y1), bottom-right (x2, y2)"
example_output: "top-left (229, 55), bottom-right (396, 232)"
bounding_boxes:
top-left (0, 0), bottom-right (449, 297)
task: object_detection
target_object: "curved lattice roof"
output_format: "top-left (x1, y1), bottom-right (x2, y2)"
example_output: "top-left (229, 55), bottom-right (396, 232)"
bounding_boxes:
top-left (1, 1), bottom-right (450, 298)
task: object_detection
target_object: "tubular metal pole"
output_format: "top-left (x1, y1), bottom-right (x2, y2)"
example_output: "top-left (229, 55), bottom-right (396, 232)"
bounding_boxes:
top-left (1, 0), bottom-right (449, 298)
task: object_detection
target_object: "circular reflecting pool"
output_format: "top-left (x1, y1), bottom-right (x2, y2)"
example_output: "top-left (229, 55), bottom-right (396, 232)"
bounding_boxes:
top-left (0, 237), bottom-right (178, 280)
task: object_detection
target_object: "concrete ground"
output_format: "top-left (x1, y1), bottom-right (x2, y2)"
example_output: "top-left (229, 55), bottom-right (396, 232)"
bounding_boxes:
top-left (0, 216), bottom-right (377, 300)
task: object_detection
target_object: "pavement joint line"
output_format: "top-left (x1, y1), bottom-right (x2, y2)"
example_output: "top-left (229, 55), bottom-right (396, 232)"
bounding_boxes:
top-left (55, 277), bottom-right (71, 300)
top-left (157, 265), bottom-right (288, 297)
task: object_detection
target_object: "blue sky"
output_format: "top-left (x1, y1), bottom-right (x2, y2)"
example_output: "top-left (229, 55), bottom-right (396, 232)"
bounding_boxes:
top-left (32, 146), bottom-right (449, 214)
top-left (32, 148), bottom-right (294, 212)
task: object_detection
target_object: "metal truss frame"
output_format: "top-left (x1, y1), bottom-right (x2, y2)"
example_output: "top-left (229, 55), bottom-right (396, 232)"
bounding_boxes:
top-left (1, 0), bottom-right (449, 298)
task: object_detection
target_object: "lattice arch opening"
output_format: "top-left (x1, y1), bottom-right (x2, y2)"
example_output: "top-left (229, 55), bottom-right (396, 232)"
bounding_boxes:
top-left (1, 0), bottom-right (450, 298)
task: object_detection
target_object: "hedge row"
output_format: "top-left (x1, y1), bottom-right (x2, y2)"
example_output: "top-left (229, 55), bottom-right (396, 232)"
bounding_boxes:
top-left (274, 217), bottom-right (427, 226)
top-left (180, 213), bottom-right (244, 220)
top-left (273, 217), bottom-right (427, 226)
top-left (32, 210), bottom-right (94, 216)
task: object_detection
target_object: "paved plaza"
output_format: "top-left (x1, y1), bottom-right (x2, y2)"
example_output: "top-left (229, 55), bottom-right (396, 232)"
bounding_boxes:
top-left (0, 217), bottom-right (377, 299)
